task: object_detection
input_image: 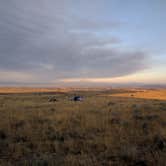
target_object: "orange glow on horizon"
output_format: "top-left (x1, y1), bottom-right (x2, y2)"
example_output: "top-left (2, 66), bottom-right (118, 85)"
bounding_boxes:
top-left (60, 71), bottom-right (166, 84)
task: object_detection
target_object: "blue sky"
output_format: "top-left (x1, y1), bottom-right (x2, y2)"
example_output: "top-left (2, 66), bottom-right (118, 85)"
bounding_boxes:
top-left (0, 0), bottom-right (165, 86)
top-left (74, 0), bottom-right (166, 52)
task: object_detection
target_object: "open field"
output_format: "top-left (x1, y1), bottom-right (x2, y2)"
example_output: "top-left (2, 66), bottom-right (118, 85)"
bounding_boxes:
top-left (0, 88), bottom-right (166, 166)
top-left (108, 89), bottom-right (166, 100)
top-left (0, 87), bottom-right (70, 94)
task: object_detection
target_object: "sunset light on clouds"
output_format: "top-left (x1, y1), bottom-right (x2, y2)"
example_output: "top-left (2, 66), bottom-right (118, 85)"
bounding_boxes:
top-left (0, 0), bottom-right (165, 86)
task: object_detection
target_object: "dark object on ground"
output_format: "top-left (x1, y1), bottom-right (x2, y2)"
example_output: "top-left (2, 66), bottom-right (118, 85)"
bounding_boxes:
top-left (134, 160), bottom-right (147, 166)
top-left (108, 102), bottom-right (115, 106)
top-left (0, 130), bottom-right (7, 140)
top-left (152, 135), bottom-right (166, 151)
top-left (72, 96), bottom-right (83, 101)
top-left (48, 97), bottom-right (58, 102)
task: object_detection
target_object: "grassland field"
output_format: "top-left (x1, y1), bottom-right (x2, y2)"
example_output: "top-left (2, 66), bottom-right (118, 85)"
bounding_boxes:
top-left (0, 88), bottom-right (166, 166)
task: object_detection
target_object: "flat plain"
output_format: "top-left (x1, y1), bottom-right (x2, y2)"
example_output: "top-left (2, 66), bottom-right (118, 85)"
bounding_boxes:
top-left (0, 88), bottom-right (166, 166)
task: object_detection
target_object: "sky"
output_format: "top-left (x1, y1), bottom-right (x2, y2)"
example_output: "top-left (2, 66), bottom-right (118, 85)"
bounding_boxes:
top-left (0, 0), bottom-right (165, 86)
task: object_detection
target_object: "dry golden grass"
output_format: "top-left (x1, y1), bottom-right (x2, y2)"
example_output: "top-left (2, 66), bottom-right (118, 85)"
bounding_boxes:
top-left (104, 89), bottom-right (166, 100)
top-left (0, 87), bottom-right (70, 94)
top-left (0, 88), bottom-right (166, 165)
top-left (0, 87), bottom-right (111, 94)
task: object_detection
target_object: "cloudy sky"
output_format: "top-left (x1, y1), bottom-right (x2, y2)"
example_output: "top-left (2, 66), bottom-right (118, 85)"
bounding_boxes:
top-left (0, 0), bottom-right (165, 86)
